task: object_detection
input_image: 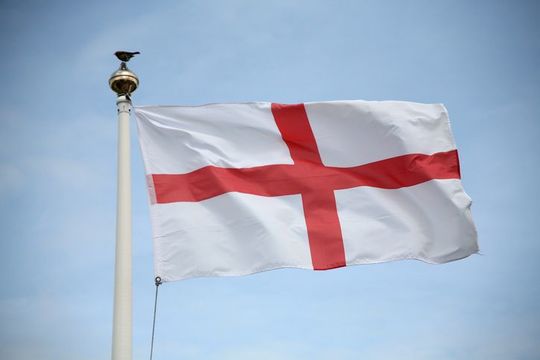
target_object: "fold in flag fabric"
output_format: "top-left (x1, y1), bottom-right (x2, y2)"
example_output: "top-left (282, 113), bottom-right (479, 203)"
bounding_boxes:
top-left (135, 101), bottom-right (478, 282)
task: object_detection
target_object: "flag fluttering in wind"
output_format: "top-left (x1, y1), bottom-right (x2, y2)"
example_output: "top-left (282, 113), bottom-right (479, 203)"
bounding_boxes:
top-left (135, 101), bottom-right (478, 282)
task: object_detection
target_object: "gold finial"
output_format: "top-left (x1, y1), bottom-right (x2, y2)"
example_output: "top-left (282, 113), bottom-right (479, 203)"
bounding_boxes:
top-left (109, 51), bottom-right (140, 96)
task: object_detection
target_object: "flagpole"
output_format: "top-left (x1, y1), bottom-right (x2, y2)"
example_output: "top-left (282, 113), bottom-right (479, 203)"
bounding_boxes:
top-left (109, 55), bottom-right (139, 360)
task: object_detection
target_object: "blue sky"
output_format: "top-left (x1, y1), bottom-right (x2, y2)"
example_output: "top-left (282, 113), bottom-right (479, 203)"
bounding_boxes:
top-left (1, 0), bottom-right (539, 359)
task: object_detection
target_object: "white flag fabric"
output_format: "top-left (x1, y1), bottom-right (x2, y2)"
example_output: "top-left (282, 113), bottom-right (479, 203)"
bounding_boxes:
top-left (135, 101), bottom-right (478, 282)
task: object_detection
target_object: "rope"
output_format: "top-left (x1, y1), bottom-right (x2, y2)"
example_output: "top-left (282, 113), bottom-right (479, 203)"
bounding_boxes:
top-left (149, 276), bottom-right (162, 360)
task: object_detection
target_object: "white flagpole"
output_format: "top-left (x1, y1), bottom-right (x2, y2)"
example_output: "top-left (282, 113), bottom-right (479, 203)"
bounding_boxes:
top-left (109, 55), bottom-right (139, 360)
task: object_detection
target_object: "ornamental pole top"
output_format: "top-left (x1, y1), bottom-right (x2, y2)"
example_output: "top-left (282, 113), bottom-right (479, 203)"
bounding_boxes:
top-left (109, 51), bottom-right (140, 96)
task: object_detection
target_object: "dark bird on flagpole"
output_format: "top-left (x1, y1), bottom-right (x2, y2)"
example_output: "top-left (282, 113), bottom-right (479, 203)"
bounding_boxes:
top-left (114, 51), bottom-right (140, 62)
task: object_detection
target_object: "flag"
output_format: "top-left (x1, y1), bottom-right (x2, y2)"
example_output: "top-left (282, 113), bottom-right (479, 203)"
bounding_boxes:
top-left (134, 101), bottom-right (478, 282)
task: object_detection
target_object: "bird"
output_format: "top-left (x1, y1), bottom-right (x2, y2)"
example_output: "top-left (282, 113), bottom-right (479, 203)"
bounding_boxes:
top-left (114, 51), bottom-right (140, 62)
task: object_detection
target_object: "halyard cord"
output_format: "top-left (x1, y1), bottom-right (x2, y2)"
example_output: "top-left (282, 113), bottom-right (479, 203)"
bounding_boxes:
top-left (149, 276), bottom-right (162, 360)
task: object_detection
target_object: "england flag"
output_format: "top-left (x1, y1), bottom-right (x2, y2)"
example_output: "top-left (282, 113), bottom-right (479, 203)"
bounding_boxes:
top-left (134, 100), bottom-right (478, 282)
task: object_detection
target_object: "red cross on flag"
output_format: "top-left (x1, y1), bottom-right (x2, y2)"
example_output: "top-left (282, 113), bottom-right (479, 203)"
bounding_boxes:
top-left (135, 101), bottom-right (478, 282)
